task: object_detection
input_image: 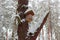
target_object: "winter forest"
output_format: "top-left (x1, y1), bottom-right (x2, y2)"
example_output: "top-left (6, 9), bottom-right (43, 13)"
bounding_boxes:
top-left (0, 0), bottom-right (60, 40)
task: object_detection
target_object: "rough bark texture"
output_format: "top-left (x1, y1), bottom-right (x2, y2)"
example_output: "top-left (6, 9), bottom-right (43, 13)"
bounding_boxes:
top-left (17, 0), bottom-right (28, 40)
top-left (17, 21), bottom-right (28, 40)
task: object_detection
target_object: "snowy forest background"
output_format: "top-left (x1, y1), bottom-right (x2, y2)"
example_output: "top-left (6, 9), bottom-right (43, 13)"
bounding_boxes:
top-left (0, 0), bottom-right (60, 40)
